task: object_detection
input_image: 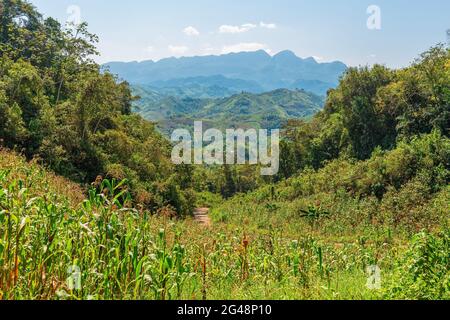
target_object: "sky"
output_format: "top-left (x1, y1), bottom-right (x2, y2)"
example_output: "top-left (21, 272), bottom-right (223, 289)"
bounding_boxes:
top-left (29, 0), bottom-right (450, 68)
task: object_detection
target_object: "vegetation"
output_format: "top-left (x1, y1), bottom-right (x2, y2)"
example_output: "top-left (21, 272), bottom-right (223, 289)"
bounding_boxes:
top-left (0, 148), bottom-right (448, 299)
top-left (279, 46), bottom-right (449, 178)
top-left (0, 0), bottom-right (449, 300)
top-left (0, 0), bottom-right (194, 215)
top-left (134, 88), bottom-right (324, 134)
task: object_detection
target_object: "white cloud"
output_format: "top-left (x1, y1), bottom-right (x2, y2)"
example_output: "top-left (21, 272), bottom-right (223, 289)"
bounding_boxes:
top-left (168, 45), bottom-right (189, 55)
top-left (146, 46), bottom-right (154, 53)
top-left (260, 22), bottom-right (277, 29)
top-left (219, 23), bottom-right (257, 34)
top-left (218, 22), bottom-right (277, 34)
top-left (312, 55), bottom-right (323, 61)
top-left (200, 44), bottom-right (216, 55)
top-left (242, 23), bottom-right (257, 29)
top-left (183, 26), bottom-right (200, 37)
top-left (222, 42), bottom-right (271, 54)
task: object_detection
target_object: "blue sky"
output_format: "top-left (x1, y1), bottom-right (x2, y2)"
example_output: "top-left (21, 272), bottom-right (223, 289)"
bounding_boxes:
top-left (29, 0), bottom-right (449, 68)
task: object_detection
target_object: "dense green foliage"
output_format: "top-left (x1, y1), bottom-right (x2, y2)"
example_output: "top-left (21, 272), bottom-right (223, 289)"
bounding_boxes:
top-left (0, 1), bottom-right (448, 301)
top-left (0, 0), bottom-right (195, 215)
top-left (279, 46), bottom-right (449, 178)
top-left (0, 149), bottom-right (448, 300)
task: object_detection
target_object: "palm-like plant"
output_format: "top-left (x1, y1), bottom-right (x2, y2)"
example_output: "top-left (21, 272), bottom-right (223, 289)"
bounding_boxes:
top-left (299, 205), bottom-right (330, 227)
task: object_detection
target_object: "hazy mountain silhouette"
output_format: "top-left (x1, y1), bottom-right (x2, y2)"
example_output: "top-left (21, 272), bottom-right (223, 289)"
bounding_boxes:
top-left (103, 50), bottom-right (347, 96)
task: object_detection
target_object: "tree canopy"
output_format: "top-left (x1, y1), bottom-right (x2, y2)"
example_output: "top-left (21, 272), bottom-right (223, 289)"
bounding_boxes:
top-left (0, 0), bottom-right (194, 215)
top-left (280, 45), bottom-right (449, 178)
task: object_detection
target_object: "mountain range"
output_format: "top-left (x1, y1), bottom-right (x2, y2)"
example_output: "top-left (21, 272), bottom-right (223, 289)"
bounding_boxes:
top-left (103, 50), bottom-right (346, 132)
top-left (103, 50), bottom-right (347, 97)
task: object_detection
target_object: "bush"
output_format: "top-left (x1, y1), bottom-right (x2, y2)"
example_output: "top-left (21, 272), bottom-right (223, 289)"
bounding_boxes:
top-left (384, 230), bottom-right (450, 300)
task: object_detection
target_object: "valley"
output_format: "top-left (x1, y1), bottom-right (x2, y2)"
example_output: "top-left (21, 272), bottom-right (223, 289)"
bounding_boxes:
top-left (0, 0), bottom-right (448, 302)
top-left (107, 49), bottom-right (343, 134)
top-left (134, 88), bottom-right (324, 133)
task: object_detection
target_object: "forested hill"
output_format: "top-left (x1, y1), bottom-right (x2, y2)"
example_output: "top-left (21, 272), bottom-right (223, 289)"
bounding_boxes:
top-left (133, 87), bottom-right (325, 133)
top-left (0, 0), bottom-right (449, 214)
top-left (0, 0), bottom-right (196, 215)
top-left (1, 0), bottom-right (449, 300)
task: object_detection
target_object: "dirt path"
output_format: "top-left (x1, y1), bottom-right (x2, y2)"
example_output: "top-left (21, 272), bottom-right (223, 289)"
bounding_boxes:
top-left (194, 208), bottom-right (211, 227)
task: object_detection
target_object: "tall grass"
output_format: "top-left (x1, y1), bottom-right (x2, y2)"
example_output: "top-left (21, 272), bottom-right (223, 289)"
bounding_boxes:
top-left (0, 150), bottom-right (448, 300)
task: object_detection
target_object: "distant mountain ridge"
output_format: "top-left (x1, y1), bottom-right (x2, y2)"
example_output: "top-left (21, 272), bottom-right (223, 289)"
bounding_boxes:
top-left (104, 50), bottom-right (341, 133)
top-left (143, 75), bottom-right (265, 99)
top-left (103, 50), bottom-right (347, 97)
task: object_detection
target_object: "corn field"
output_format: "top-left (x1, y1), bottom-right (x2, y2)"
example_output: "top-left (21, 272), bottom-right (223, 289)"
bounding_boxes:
top-left (0, 151), bottom-right (448, 300)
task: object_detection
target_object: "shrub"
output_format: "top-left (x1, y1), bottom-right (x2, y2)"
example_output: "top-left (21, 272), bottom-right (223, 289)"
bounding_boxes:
top-left (384, 230), bottom-right (450, 300)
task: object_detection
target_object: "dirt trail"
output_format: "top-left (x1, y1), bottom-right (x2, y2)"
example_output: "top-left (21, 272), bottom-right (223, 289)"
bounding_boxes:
top-left (194, 208), bottom-right (211, 227)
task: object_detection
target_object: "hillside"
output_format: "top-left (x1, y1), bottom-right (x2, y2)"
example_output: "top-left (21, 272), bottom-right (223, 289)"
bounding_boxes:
top-left (0, 0), bottom-right (195, 216)
top-left (0, 0), bottom-right (449, 301)
top-left (134, 88), bottom-right (324, 133)
top-left (1, 136), bottom-right (448, 299)
top-left (104, 50), bottom-right (347, 97)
